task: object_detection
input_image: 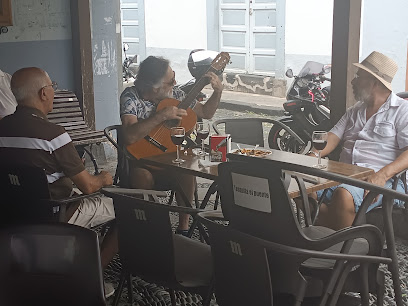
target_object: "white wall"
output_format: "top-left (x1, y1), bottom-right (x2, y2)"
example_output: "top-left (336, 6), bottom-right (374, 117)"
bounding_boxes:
top-left (144, 0), bottom-right (207, 83)
top-left (0, 0), bottom-right (74, 90)
top-left (0, 0), bottom-right (71, 43)
top-left (285, 0), bottom-right (333, 56)
top-left (141, 0), bottom-right (408, 92)
top-left (144, 0), bottom-right (207, 49)
top-left (361, 0), bottom-right (408, 93)
top-left (285, 0), bottom-right (333, 80)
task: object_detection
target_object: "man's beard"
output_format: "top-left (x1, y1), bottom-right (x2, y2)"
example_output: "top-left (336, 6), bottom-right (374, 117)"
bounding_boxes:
top-left (353, 86), bottom-right (373, 104)
top-left (157, 87), bottom-right (173, 101)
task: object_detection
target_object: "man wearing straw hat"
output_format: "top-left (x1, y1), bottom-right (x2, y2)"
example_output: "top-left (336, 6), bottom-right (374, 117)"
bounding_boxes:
top-left (309, 51), bottom-right (408, 230)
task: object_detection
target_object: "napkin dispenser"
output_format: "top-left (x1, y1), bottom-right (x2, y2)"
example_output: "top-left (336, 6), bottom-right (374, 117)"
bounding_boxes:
top-left (210, 134), bottom-right (231, 162)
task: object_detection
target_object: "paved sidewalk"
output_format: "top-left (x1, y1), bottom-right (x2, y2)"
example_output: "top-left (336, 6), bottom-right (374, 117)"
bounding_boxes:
top-left (203, 88), bottom-right (286, 116)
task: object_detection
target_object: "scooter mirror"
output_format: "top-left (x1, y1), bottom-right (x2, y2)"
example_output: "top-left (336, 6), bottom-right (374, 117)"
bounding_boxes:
top-left (323, 64), bottom-right (331, 74)
top-left (123, 43), bottom-right (129, 52)
top-left (286, 69), bottom-right (294, 78)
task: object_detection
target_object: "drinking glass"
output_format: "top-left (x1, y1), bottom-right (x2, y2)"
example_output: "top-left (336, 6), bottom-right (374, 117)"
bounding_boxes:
top-left (171, 127), bottom-right (185, 164)
top-left (195, 122), bottom-right (210, 156)
top-left (312, 131), bottom-right (328, 169)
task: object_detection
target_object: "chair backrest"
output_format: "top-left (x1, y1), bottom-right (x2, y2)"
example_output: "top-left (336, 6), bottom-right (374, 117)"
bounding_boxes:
top-left (212, 118), bottom-right (265, 146)
top-left (0, 223), bottom-right (105, 306)
top-left (0, 166), bottom-right (57, 227)
top-left (203, 216), bottom-right (274, 306)
top-left (218, 160), bottom-right (308, 247)
top-left (108, 192), bottom-right (178, 284)
top-left (103, 125), bottom-right (131, 187)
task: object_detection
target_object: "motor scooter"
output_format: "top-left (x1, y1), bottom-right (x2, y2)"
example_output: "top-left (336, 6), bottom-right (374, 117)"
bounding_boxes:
top-left (268, 61), bottom-right (332, 154)
top-left (177, 49), bottom-right (221, 102)
top-left (122, 43), bottom-right (138, 84)
top-left (269, 60), bottom-right (408, 155)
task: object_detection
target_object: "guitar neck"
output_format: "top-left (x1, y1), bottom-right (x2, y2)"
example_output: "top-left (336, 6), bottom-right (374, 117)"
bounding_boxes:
top-left (178, 67), bottom-right (217, 110)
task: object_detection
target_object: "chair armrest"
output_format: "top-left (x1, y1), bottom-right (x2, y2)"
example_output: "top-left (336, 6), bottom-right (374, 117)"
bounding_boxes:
top-left (260, 235), bottom-right (391, 264)
top-left (198, 210), bottom-right (225, 221)
top-left (102, 187), bottom-right (167, 197)
top-left (310, 224), bottom-right (383, 255)
top-left (353, 191), bottom-right (379, 225)
top-left (393, 169), bottom-right (407, 179)
top-left (102, 187), bottom-right (167, 203)
top-left (54, 191), bottom-right (102, 204)
top-left (103, 125), bottom-right (121, 150)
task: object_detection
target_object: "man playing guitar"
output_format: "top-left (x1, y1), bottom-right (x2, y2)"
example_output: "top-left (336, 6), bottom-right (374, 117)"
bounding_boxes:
top-left (120, 55), bottom-right (223, 234)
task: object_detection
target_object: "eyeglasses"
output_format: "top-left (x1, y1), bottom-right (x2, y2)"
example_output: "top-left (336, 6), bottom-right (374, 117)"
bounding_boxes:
top-left (42, 81), bottom-right (58, 91)
top-left (164, 71), bottom-right (176, 86)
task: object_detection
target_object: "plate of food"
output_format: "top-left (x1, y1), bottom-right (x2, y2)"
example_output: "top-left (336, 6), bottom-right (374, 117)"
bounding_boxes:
top-left (233, 148), bottom-right (272, 157)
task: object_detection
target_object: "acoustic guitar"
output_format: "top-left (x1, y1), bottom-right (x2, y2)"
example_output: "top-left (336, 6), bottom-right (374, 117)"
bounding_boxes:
top-left (127, 52), bottom-right (230, 159)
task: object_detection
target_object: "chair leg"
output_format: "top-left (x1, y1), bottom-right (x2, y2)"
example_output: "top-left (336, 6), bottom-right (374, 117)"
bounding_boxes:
top-left (376, 270), bottom-right (385, 306)
top-left (383, 198), bottom-right (404, 306)
top-left (169, 190), bottom-right (175, 205)
top-left (213, 191), bottom-right (220, 210)
top-left (360, 264), bottom-right (370, 306)
top-left (194, 184), bottom-right (199, 209)
top-left (127, 273), bottom-right (133, 305)
top-left (169, 289), bottom-right (176, 306)
top-left (112, 271), bottom-right (126, 306)
top-left (326, 262), bottom-right (354, 306)
top-left (201, 278), bottom-right (215, 306)
top-left (293, 278), bottom-right (306, 306)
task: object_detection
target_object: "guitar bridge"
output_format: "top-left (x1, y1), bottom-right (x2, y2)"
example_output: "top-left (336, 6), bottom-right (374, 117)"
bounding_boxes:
top-left (144, 136), bottom-right (167, 152)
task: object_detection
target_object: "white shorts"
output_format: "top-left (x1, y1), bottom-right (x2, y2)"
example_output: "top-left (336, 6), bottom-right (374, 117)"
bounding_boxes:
top-left (68, 195), bottom-right (115, 228)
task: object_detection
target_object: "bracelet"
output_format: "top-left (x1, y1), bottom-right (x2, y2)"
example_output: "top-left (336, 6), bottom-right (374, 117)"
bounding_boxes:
top-left (307, 150), bottom-right (319, 158)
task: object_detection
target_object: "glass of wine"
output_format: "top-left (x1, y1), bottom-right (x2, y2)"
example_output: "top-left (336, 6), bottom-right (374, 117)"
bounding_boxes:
top-left (195, 121), bottom-right (210, 156)
top-left (312, 131), bottom-right (328, 169)
top-left (171, 127), bottom-right (185, 164)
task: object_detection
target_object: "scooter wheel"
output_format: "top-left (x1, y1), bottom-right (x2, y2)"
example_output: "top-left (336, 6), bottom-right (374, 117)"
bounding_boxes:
top-left (268, 124), bottom-right (310, 154)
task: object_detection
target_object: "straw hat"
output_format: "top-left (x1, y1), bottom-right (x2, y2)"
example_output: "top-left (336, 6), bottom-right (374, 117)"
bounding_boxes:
top-left (353, 51), bottom-right (398, 91)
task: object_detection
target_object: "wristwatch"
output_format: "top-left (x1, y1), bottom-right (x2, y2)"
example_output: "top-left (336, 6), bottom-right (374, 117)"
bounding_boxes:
top-left (307, 150), bottom-right (319, 158)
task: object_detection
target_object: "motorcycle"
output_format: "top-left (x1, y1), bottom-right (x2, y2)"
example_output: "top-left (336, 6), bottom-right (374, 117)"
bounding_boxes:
top-left (268, 61), bottom-right (332, 154)
top-left (122, 43), bottom-right (138, 83)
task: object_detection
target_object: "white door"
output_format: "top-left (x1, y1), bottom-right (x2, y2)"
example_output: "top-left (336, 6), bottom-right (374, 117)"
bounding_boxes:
top-left (218, 0), bottom-right (284, 76)
top-left (120, 0), bottom-right (146, 63)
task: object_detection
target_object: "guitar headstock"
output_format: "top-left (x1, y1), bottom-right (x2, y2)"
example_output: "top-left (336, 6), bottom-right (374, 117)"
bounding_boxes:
top-left (210, 52), bottom-right (231, 73)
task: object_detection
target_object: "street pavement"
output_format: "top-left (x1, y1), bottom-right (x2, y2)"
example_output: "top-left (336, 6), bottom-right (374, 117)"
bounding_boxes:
top-left (203, 87), bottom-right (286, 116)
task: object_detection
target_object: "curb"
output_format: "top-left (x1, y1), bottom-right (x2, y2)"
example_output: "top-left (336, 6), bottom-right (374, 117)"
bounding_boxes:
top-left (219, 99), bottom-right (285, 117)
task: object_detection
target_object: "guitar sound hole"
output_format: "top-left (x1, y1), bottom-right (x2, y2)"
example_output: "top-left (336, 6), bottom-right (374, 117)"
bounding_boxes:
top-left (164, 119), bottom-right (181, 129)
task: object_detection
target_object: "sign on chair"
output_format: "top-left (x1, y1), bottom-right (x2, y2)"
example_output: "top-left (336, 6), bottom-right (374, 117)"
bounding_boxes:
top-left (134, 209), bottom-right (147, 221)
top-left (231, 173), bottom-right (271, 213)
top-left (8, 173), bottom-right (21, 186)
top-left (229, 240), bottom-right (243, 256)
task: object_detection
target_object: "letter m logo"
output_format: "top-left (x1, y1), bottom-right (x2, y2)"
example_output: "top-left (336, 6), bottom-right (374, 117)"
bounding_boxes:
top-left (229, 240), bottom-right (242, 256)
top-left (134, 209), bottom-right (147, 221)
top-left (8, 174), bottom-right (21, 186)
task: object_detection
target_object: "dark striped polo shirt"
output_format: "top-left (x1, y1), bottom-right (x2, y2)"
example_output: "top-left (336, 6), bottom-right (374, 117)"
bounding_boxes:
top-left (0, 105), bottom-right (85, 199)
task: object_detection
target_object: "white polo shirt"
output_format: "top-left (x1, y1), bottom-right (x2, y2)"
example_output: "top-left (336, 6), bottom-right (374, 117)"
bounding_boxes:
top-left (330, 93), bottom-right (408, 173)
top-left (0, 69), bottom-right (17, 118)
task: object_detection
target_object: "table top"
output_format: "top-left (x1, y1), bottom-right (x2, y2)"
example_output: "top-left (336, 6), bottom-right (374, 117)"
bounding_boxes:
top-left (141, 149), bottom-right (374, 198)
